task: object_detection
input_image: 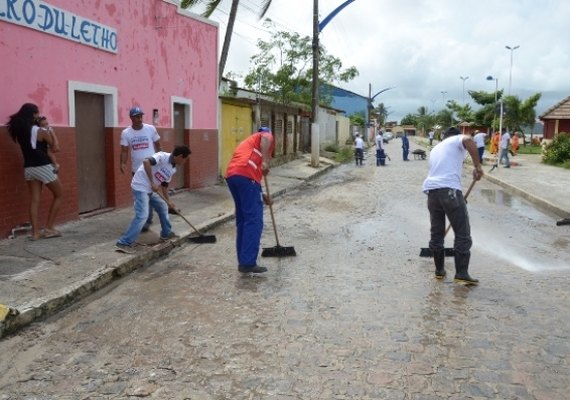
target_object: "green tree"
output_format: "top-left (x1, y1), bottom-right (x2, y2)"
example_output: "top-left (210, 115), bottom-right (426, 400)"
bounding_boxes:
top-left (242, 23), bottom-right (358, 106)
top-left (503, 93), bottom-right (542, 138)
top-left (349, 112), bottom-right (366, 127)
top-left (400, 114), bottom-right (417, 126)
top-left (447, 100), bottom-right (474, 124)
top-left (374, 102), bottom-right (390, 127)
top-left (181, 0), bottom-right (274, 84)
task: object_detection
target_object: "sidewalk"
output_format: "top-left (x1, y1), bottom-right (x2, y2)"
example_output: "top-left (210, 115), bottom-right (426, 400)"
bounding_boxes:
top-left (1, 148), bottom-right (569, 338)
top-left (0, 155), bottom-right (336, 338)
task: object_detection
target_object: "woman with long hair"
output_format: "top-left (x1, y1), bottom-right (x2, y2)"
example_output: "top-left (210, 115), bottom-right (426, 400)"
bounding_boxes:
top-left (7, 103), bottom-right (63, 240)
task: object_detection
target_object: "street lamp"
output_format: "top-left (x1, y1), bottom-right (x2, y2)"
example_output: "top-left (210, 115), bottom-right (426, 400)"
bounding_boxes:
top-left (505, 45), bottom-right (520, 96)
top-left (440, 91), bottom-right (447, 108)
top-left (487, 75), bottom-right (503, 170)
top-left (459, 76), bottom-right (469, 104)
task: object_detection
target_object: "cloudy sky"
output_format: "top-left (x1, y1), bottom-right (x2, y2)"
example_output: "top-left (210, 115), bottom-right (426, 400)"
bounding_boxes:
top-left (190, 0), bottom-right (570, 122)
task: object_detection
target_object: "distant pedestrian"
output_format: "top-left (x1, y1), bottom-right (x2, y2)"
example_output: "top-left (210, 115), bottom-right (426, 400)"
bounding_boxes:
top-left (499, 130), bottom-right (511, 168)
top-left (472, 130), bottom-right (487, 163)
top-left (401, 132), bottom-right (410, 161)
top-left (428, 130), bottom-right (434, 146)
top-left (375, 130), bottom-right (386, 166)
top-left (120, 106), bottom-right (162, 232)
top-left (7, 103), bottom-right (63, 240)
top-left (225, 127), bottom-right (275, 274)
top-left (354, 134), bottom-right (364, 165)
top-left (115, 146), bottom-right (191, 254)
top-left (511, 132), bottom-right (520, 156)
top-left (422, 127), bottom-right (483, 285)
top-left (489, 131), bottom-right (499, 155)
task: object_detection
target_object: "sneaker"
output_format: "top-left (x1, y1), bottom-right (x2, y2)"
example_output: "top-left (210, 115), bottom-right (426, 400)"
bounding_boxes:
top-left (238, 265), bottom-right (268, 274)
top-left (115, 243), bottom-right (136, 254)
top-left (141, 222), bottom-right (151, 233)
top-left (160, 232), bottom-right (180, 241)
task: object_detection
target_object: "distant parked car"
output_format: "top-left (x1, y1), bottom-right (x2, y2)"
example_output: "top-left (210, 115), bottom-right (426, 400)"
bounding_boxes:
top-left (523, 133), bottom-right (543, 145)
top-left (383, 132), bottom-right (393, 143)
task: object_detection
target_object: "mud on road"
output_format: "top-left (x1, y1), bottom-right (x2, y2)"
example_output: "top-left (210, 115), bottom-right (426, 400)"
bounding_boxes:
top-left (1, 146), bottom-right (569, 399)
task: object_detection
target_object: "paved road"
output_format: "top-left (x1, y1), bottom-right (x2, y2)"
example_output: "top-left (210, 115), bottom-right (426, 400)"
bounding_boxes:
top-left (1, 143), bottom-right (568, 399)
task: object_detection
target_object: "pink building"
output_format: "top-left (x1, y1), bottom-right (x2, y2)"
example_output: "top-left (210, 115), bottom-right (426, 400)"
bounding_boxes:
top-left (0, 0), bottom-right (219, 238)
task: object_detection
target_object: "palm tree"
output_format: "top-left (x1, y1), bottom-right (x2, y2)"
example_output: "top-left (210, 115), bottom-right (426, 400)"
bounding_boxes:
top-left (181, 0), bottom-right (274, 84)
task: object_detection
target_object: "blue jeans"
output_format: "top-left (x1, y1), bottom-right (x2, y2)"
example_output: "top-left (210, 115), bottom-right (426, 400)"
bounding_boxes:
top-left (427, 188), bottom-right (472, 255)
top-left (477, 146), bottom-right (485, 163)
top-left (499, 148), bottom-right (510, 167)
top-left (226, 175), bottom-right (263, 267)
top-left (117, 190), bottom-right (171, 246)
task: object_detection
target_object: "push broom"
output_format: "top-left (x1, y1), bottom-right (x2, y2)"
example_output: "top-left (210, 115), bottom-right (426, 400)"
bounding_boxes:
top-left (156, 191), bottom-right (216, 244)
top-left (419, 179), bottom-right (476, 257)
top-left (261, 177), bottom-right (296, 257)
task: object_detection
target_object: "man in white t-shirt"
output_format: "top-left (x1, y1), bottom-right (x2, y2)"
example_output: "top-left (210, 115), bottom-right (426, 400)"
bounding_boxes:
top-left (499, 130), bottom-right (511, 168)
top-left (428, 130), bottom-right (435, 146)
top-left (115, 146), bottom-right (191, 253)
top-left (120, 106), bottom-right (162, 231)
top-left (422, 127), bottom-right (483, 285)
top-left (472, 130), bottom-right (487, 163)
top-left (375, 130), bottom-right (386, 166)
top-left (354, 134), bottom-right (364, 166)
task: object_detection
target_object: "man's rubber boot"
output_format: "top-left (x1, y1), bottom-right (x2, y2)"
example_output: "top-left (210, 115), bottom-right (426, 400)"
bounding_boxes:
top-left (454, 252), bottom-right (479, 286)
top-left (434, 249), bottom-right (446, 279)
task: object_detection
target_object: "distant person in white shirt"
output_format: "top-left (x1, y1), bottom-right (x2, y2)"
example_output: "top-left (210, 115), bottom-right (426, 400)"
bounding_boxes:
top-left (375, 130), bottom-right (386, 166)
top-left (428, 130), bottom-right (435, 146)
top-left (499, 130), bottom-right (511, 168)
top-left (354, 134), bottom-right (364, 166)
top-left (472, 130), bottom-right (487, 163)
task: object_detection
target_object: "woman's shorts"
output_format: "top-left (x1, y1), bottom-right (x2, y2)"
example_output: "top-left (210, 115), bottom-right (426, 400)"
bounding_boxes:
top-left (24, 164), bottom-right (58, 184)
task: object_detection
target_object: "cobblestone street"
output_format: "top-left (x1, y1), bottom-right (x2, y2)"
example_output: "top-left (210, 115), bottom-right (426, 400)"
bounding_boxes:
top-left (1, 147), bottom-right (568, 399)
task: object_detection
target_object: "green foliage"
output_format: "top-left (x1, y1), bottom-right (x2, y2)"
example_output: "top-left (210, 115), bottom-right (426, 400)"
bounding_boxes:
top-left (243, 21), bottom-right (358, 106)
top-left (543, 133), bottom-right (570, 165)
top-left (349, 112), bottom-right (366, 127)
top-left (400, 114), bottom-right (417, 126)
top-left (517, 145), bottom-right (543, 155)
top-left (334, 146), bottom-right (355, 163)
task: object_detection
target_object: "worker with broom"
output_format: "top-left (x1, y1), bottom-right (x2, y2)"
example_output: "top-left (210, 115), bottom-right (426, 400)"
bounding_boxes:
top-left (226, 127), bottom-right (275, 274)
top-left (422, 127), bottom-right (484, 285)
top-left (115, 145), bottom-right (191, 254)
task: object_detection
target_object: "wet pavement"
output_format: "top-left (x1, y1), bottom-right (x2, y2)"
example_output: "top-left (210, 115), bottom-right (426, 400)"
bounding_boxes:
top-left (0, 138), bottom-right (569, 399)
top-left (0, 140), bottom-right (569, 341)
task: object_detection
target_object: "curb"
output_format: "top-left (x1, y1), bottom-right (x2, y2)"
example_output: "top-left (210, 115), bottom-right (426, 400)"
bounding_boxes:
top-left (0, 162), bottom-right (337, 339)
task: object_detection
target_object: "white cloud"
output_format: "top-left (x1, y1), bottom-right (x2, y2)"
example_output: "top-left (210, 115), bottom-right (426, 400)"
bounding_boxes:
top-left (208, 0), bottom-right (570, 121)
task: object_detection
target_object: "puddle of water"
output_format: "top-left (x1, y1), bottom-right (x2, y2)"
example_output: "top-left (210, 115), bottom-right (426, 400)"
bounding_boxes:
top-left (479, 188), bottom-right (552, 222)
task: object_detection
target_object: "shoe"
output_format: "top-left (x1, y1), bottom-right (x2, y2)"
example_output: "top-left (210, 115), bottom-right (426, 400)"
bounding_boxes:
top-left (238, 265), bottom-right (268, 273)
top-left (115, 243), bottom-right (136, 254)
top-left (160, 232), bottom-right (180, 241)
top-left (141, 222), bottom-right (151, 233)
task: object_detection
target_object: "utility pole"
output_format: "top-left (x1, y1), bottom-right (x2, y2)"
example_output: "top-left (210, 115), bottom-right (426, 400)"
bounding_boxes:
top-left (310, 0), bottom-right (356, 167)
top-left (310, 0), bottom-right (320, 167)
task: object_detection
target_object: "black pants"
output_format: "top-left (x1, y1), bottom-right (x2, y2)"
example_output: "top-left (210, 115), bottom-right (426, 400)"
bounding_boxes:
top-left (427, 188), bottom-right (472, 254)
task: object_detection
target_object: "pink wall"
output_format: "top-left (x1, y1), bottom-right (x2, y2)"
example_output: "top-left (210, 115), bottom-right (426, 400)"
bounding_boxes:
top-left (0, 0), bottom-right (219, 237)
top-left (0, 0), bottom-right (218, 129)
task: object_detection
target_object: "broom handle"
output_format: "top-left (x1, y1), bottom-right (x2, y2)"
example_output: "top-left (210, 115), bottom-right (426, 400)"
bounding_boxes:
top-left (444, 179), bottom-right (477, 236)
top-left (263, 177), bottom-right (281, 247)
top-left (155, 190), bottom-right (203, 236)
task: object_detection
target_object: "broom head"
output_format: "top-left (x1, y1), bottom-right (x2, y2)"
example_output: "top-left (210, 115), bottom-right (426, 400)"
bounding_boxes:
top-left (261, 245), bottom-right (296, 257)
top-left (188, 234), bottom-right (217, 244)
top-left (419, 248), bottom-right (455, 257)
